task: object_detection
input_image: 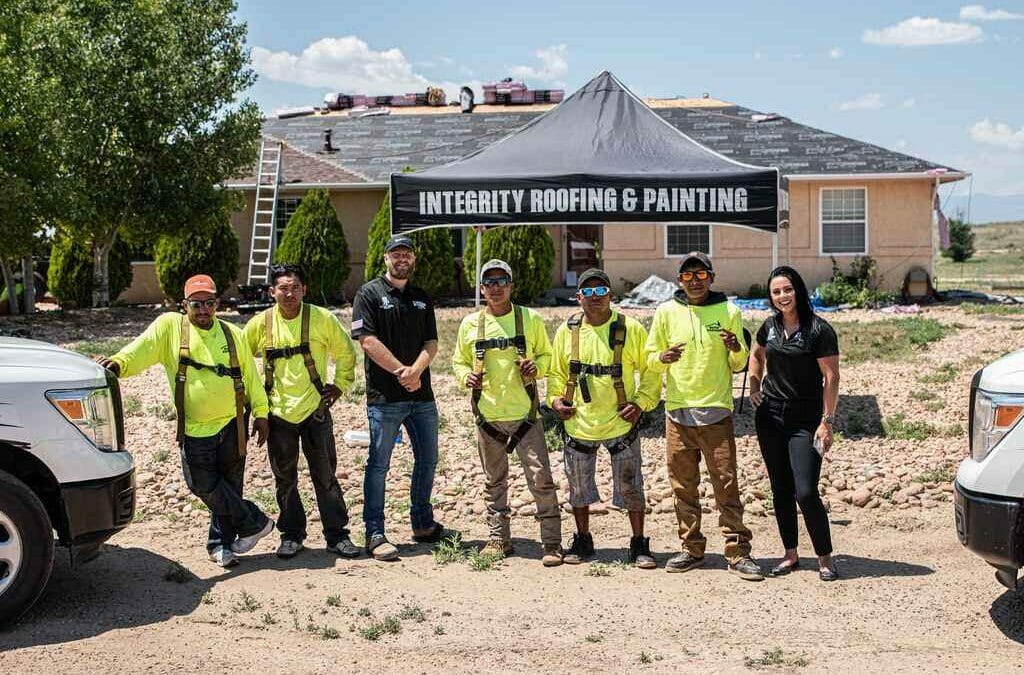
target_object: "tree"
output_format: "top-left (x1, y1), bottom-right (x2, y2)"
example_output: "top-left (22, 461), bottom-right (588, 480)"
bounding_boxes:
top-left (942, 215), bottom-right (976, 263)
top-left (463, 225), bottom-right (555, 304)
top-left (155, 205), bottom-right (240, 302)
top-left (2, 0), bottom-right (260, 307)
top-left (273, 189), bottom-right (350, 304)
top-left (48, 232), bottom-right (133, 309)
top-left (365, 192), bottom-right (455, 298)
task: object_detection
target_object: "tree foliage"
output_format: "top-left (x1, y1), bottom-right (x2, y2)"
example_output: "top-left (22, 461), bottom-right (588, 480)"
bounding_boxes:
top-left (942, 215), bottom-right (976, 264)
top-left (48, 232), bottom-right (133, 309)
top-left (365, 192), bottom-right (455, 298)
top-left (273, 189), bottom-right (350, 304)
top-left (463, 225), bottom-right (555, 304)
top-left (155, 207), bottom-right (240, 301)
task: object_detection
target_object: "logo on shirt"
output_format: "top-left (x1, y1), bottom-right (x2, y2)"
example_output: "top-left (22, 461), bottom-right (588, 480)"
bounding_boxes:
top-left (767, 325), bottom-right (777, 341)
top-left (380, 295), bottom-right (394, 310)
top-left (704, 320), bottom-right (723, 332)
top-left (412, 300), bottom-right (427, 310)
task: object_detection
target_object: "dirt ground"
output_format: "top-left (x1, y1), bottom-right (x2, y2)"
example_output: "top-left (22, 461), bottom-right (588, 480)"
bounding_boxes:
top-left (2, 304), bottom-right (1024, 673)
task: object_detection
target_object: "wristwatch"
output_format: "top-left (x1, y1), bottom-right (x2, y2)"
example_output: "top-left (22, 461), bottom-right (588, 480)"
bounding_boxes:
top-left (822, 414), bottom-right (836, 428)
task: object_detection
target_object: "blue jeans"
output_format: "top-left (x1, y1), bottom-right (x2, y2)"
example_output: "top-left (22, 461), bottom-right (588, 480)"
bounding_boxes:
top-left (363, 400), bottom-right (439, 538)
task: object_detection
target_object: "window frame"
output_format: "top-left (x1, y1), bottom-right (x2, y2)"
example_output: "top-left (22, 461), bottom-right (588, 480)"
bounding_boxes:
top-left (663, 223), bottom-right (713, 259)
top-left (818, 186), bottom-right (868, 257)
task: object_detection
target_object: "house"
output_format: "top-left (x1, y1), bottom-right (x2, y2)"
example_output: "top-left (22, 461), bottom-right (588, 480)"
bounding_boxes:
top-left (118, 95), bottom-right (965, 304)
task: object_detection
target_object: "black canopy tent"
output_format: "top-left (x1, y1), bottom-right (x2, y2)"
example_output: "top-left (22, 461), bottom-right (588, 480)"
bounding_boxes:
top-left (389, 71), bottom-right (784, 303)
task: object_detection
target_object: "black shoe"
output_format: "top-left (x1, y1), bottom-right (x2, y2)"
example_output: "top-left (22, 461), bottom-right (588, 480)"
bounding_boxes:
top-left (665, 551), bottom-right (704, 573)
top-left (819, 566), bottom-right (839, 582)
top-left (769, 559), bottom-right (800, 577)
top-left (411, 522), bottom-right (448, 543)
top-left (563, 532), bottom-right (595, 565)
top-left (629, 536), bottom-right (657, 569)
top-left (728, 557), bottom-right (766, 581)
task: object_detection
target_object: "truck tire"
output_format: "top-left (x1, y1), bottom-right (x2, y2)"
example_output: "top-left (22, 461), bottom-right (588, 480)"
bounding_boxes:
top-left (0, 469), bottom-right (55, 627)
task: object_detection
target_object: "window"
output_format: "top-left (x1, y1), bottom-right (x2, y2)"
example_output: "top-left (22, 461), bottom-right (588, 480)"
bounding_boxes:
top-left (820, 188), bottom-right (866, 254)
top-left (665, 224), bottom-right (711, 256)
top-left (274, 197), bottom-right (302, 244)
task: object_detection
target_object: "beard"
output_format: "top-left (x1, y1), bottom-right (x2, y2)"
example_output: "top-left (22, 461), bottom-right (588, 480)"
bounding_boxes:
top-left (388, 261), bottom-right (414, 279)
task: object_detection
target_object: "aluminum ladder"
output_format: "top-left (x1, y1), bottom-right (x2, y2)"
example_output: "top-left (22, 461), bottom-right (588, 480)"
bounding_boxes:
top-left (246, 139), bottom-right (283, 285)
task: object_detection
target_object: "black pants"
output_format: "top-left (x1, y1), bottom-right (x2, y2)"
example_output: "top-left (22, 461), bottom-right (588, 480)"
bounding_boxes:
top-left (755, 397), bottom-right (833, 556)
top-left (268, 410), bottom-right (350, 547)
top-left (180, 421), bottom-right (268, 553)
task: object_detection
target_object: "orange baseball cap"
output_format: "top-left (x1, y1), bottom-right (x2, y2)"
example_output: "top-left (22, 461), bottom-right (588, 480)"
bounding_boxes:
top-left (183, 274), bottom-right (217, 298)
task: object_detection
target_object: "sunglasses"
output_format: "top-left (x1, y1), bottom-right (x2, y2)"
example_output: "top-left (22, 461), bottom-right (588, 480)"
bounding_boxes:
top-left (578, 286), bottom-right (610, 298)
top-left (481, 276), bottom-right (512, 287)
top-left (680, 269), bottom-right (710, 282)
top-left (187, 298), bottom-right (217, 310)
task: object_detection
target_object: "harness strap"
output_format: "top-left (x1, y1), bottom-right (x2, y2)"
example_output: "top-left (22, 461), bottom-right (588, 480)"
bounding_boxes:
top-left (563, 312), bottom-right (628, 407)
top-left (610, 313), bottom-right (628, 408)
top-left (221, 323), bottom-right (248, 459)
top-left (263, 304), bottom-right (327, 401)
top-left (560, 419), bottom-right (642, 456)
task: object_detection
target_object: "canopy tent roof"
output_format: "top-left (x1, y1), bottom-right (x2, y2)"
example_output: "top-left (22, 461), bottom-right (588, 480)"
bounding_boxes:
top-left (390, 71), bottom-right (780, 234)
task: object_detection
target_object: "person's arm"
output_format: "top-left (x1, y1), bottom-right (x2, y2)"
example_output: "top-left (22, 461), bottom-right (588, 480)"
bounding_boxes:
top-left (546, 324), bottom-right (569, 407)
top-left (644, 308), bottom-right (670, 373)
top-left (106, 314), bottom-right (172, 377)
top-left (243, 313), bottom-right (263, 357)
top-left (359, 335), bottom-right (406, 372)
top-left (396, 298), bottom-right (439, 390)
top-left (631, 322), bottom-right (662, 412)
top-left (815, 355), bottom-right (840, 452)
top-left (351, 286), bottom-right (405, 372)
top-left (724, 305), bottom-right (749, 373)
top-left (451, 318), bottom-right (475, 388)
top-left (237, 329), bottom-right (270, 420)
top-left (526, 309), bottom-right (552, 378)
top-left (327, 313), bottom-right (356, 393)
top-left (748, 321), bottom-right (769, 408)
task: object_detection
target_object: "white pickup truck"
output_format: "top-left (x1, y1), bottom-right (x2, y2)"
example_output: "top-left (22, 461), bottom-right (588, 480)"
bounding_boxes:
top-left (0, 337), bottom-right (135, 625)
top-left (955, 347), bottom-right (1024, 591)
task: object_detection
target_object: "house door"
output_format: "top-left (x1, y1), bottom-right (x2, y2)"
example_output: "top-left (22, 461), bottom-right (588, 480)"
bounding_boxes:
top-left (564, 225), bottom-right (602, 286)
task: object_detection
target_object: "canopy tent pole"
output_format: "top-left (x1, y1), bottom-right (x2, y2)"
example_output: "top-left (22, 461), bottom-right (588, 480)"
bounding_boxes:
top-left (474, 226), bottom-right (483, 308)
top-left (771, 233), bottom-right (779, 272)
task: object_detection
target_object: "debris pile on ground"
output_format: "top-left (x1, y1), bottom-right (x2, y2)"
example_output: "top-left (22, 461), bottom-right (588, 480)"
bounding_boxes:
top-left (618, 275), bottom-right (676, 308)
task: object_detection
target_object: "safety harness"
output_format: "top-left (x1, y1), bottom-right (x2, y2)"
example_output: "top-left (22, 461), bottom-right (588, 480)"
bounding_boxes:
top-left (175, 314), bottom-right (247, 457)
top-left (560, 312), bottom-right (641, 456)
top-left (262, 304), bottom-right (331, 421)
top-left (471, 305), bottom-right (538, 454)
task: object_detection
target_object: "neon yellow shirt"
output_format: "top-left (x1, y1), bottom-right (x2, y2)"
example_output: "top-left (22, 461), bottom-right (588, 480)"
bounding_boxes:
top-left (645, 294), bottom-right (749, 412)
top-left (452, 305), bottom-right (552, 422)
top-left (547, 311), bottom-right (661, 442)
top-left (111, 312), bottom-right (269, 437)
top-left (244, 304), bottom-right (356, 424)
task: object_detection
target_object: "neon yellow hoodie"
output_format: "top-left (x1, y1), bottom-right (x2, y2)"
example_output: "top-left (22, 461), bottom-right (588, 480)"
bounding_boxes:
top-left (244, 304), bottom-right (356, 424)
top-left (452, 305), bottom-right (551, 422)
top-left (547, 310), bottom-right (661, 442)
top-left (645, 291), bottom-right (748, 412)
top-left (111, 312), bottom-right (269, 437)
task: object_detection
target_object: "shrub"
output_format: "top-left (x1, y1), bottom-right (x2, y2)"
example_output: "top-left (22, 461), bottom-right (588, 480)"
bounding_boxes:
top-left (48, 233), bottom-right (133, 309)
top-left (463, 225), bottom-right (555, 304)
top-left (817, 255), bottom-right (894, 308)
top-left (274, 189), bottom-right (350, 304)
top-left (942, 215), bottom-right (975, 263)
top-left (154, 212), bottom-right (239, 301)
top-left (365, 192), bottom-right (455, 298)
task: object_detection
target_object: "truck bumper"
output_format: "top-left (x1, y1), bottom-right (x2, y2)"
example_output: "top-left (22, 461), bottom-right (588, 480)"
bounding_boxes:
top-left (954, 481), bottom-right (1024, 589)
top-left (60, 468), bottom-right (135, 564)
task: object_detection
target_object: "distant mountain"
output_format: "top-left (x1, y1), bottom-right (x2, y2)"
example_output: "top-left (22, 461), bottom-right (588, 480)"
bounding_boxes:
top-left (944, 193), bottom-right (1024, 225)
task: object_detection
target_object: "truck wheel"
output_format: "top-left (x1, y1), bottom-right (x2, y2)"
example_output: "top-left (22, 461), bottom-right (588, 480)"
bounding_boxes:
top-left (0, 469), bottom-right (55, 626)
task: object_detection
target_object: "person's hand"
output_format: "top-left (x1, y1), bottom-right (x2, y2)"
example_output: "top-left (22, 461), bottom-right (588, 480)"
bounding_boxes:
top-left (552, 397), bottom-right (575, 420)
top-left (814, 422), bottom-right (833, 455)
top-left (660, 342), bottom-right (685, 364)
top-left (749, 388), bottom-right (763, 408)
top-left (252, 417), bottom-right (269, 447)
top-left (465, 372), bottom-right (484, 390)
top-left (517, 358), bottom-right (538, 378)
top-left (321, 384), bottom-right (342, 408)
top-left (394, 365), bottom-right (422, 391)
top-left (94, 356), bottom-right (121, 376)
top-left (618, 403), bottom-right (642, 424)
top-left (720, 329), bottom-right (741, 353)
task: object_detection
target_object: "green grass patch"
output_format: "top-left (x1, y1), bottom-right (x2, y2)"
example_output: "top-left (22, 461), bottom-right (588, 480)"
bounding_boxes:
top-left (961, 303), bottom-right (1024, 316)
top-left (836, 318), bottom-right (954, 365)
top-left (71, 337), bottom-right (132, 358)
top-left (149, 402), bottom-right (177, 421)
top-left (909, 389), bottom-right (938, 401)
top-left (162, 560), bottom-right (194, 583)
top-left (232, 591), bottom-right (261, 613)
top-left (744, 647), bottom-right (810, 669)
top-left (433, 533), bottom-right (470, 566)
top-left (359, 615), bottom-right (402, 641)
top-left (924, 400), bottom-right (946, 412)
top-left (882, 413), bottom-right (936, 441)
top-left (467, 549), bottom-right (503, 572)
top-left (585, 560), bottom-right (631, 577)
top-left (250, 488), bottom-right (279, 515)
top-left (917, 363), bottom-right (958, 384)
top-left (398, 603), bottom-right (426, 623)
top-left (326, 594), bottom-right (342, 608)
top-left (915, 466), bottom-right (956, 484)
top-left (122, 395), bottom-right (143, 417)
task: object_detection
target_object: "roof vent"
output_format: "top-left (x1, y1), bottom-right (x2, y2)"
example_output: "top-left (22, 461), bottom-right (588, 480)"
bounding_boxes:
top-left (320, 129), bottom-right (338, 154)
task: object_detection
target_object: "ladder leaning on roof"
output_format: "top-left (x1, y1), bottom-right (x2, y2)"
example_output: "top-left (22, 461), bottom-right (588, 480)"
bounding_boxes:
top-left (246, 139), bottom-right (284, 285)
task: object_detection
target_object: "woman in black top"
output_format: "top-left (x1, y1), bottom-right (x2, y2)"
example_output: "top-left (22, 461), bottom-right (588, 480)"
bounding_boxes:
top-left (749, 266), bottom-right (840, 581)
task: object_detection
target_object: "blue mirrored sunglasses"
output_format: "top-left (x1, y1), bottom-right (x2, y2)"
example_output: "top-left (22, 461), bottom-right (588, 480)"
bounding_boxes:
top-left (579, 286), bottom-right (610, 298)
top-left (481, 276), bottom-right (512, 287)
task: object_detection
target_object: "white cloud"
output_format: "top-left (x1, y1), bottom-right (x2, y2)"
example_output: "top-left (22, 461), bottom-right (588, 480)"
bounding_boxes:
top-left (862, 17), bottom-right (984, 46)
top-left (969, 119), bottom-right (1024, 150)
top-left (901, 97), bottom-right (917, 108)
top-left (838, 92), bottom-right (885, 111)
top-left (754, 50), bottom-right (762, 60)
top-left (895, 139), bottom-right (908, 150)
top-left (508, 44), bottom-right (569, 83)
top-left (829, 47), bottom-right (843, 59)
top-left (959, 5), bottom-right (1023, 21)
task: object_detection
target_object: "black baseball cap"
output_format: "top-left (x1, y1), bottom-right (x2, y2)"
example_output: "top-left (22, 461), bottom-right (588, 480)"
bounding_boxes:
top-left (385, 234), bottom-right (415, 252)
top-left (577, 268), bottom-right (611, 288)
top-left (678, 251), bottom-right (713, 273)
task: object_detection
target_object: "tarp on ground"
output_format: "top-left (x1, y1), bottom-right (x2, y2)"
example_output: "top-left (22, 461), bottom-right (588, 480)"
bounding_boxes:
top-left (390, 71), bottom-right (780, 233)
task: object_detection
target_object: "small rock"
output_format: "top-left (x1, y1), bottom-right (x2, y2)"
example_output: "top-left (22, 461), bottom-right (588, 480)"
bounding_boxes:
top-left (136, 472), bottom-right (155, 487)
top-left (906, 482), bottom-right (925, 497)
top-left (851, 488), bottom-right (872, 507)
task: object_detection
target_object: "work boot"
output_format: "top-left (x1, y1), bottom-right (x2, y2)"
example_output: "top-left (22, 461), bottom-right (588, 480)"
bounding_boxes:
top-left (275, 539), bottom-right (304, 559)
top-left (541, 544), bottom-right (564, 567)
top-left (480, 539), bottom-right (513, 558)
top-left (327, 537), bottom-right (361, 558)
top-left (665, 550), bottom-right (704, 573)
top-left (629, 536), bottom-right (657, 569)
top-left (563, 532), bottom-right (595, 565)
top-left (728, 557), bottom-right (766, 581)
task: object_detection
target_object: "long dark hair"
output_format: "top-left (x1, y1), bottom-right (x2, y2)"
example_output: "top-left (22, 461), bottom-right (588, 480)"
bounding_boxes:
top-left (767, 266), bottom-right (814, 326)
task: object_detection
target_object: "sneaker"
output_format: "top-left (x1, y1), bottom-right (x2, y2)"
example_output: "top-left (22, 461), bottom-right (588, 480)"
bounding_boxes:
top-left (729, 557), bottom-right (766, 581)
top-left (328, 537), bottom-right (361, 559)
top-left (276, 539), bottom-right (304, 559)
top-left (411, 522), bottom-right (447, 543)
top-left (209, 546), bottom-right (238, 568)
top-left (629, 536), bottom-right (657, 570)
top-left (366, 533), bottom-right (399, 561)
top-left (231, 518), bottom-right (275, 554)
top-left (541, 544), bottom-right (564, 567)
top-left (665, 551), bottom-right (704, 573)
top-left (563, 532), bottom-right (595, 565)
top-left (480, 539), bottom-right (513, 558)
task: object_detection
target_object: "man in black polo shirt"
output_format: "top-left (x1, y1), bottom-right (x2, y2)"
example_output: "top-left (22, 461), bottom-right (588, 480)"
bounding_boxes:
top-left (351, 234), bottom-right (445, 561)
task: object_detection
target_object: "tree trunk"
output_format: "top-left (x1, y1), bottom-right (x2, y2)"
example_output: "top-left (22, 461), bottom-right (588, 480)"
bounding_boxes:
top-left (92, 233), bottom-right (117, 308)
top-left (0, 258), bottom-right (19, 316)
top-left (21, 255), bottom-right (35, 313)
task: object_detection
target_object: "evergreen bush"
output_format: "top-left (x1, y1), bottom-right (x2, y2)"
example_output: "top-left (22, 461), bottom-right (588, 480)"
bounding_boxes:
top-left (463, 225), bottom-right (555, 304)
top-left (942, 215), bottom-right (975, 263)
top-left (154, 212), bottom-right (239, 301)
top-left (48, 233), bottom-right (133, 309)
top-left (273, 189), bottom-right (350, 303)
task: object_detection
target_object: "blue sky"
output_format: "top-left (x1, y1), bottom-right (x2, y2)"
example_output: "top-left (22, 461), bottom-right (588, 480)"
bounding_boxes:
top-left (236, 0), bottom-right (1024, 212)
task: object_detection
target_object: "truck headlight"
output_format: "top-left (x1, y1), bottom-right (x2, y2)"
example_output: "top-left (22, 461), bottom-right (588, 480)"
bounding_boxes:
top-left (46, 387), bottom-right (120, 452)
top-left (971, 390), bottom-right (1024, 461)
